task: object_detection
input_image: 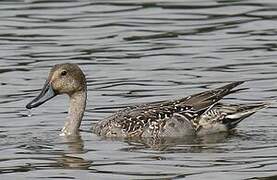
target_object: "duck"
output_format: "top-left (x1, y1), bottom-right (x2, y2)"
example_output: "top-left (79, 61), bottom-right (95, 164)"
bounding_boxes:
top-left (26, 63), bottom-right (269, 137)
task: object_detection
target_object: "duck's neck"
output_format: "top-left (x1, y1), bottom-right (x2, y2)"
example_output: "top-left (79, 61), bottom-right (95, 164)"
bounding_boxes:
top-left (61, 89), bottom-right (87, 135)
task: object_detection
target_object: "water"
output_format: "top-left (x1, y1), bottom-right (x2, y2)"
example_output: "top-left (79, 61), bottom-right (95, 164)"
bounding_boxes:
top-left (0, 0), bottom-right (277, 179)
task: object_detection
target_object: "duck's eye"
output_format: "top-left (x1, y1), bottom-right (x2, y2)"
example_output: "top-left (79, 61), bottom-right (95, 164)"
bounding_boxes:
top-left (61, 70), bottom-right (67, 76)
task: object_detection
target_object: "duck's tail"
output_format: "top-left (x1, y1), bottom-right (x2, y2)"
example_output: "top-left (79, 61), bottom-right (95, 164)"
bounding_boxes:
top-left (222, 102), bottom-right (271, 129)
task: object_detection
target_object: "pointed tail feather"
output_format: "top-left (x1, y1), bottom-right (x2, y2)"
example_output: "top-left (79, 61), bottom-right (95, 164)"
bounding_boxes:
top-left (229, 87), bottom-right (248, 94)
top-left (224, 102), bottom-right (269, 129)
top-left (185, 81), bottom-right (245, 111)
top-left (216, 81), bottom-right (245, 90)
top-left (214, 81), bottom-right (245, 96)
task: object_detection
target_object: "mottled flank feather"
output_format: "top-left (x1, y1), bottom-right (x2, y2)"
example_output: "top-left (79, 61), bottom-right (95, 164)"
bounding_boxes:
top-left (93, 81), bottom-right (269, 137)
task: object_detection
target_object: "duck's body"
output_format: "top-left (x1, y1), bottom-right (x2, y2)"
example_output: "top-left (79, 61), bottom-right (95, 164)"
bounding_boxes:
top-left (26, 63), bottom-right (269, 137)
top-left (93, 81), bottom-right (267, 137)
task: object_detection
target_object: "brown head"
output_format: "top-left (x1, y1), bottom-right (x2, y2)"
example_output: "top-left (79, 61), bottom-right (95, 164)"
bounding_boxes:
top-left (26, 63), bottom-right (86, 109)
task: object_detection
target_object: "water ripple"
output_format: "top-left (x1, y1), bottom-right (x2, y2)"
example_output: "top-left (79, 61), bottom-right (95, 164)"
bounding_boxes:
top-left (0, 0), bottom-right (276, 179)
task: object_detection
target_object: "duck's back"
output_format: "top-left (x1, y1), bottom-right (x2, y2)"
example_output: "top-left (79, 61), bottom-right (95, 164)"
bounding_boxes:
top-left (92, 81), bottom-right (246, 138)
top-left (92, 99), bottom-right (197, 137)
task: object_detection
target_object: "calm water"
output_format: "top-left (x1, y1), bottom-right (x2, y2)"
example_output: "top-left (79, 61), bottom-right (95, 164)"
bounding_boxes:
top-left (0, 0), bottom-right (277, 179)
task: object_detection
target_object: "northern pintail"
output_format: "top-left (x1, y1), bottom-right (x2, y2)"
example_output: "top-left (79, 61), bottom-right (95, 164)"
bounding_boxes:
top-left (26, 63), bottom-right (269, 137)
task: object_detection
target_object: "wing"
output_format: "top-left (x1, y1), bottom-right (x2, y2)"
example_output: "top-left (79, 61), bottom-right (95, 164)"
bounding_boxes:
top-left (181, 81), bottom-right (244, 110)
top-left (114, 81), bottom-right (245, 134)
top-left (164, 81), bottom-right (246, 129)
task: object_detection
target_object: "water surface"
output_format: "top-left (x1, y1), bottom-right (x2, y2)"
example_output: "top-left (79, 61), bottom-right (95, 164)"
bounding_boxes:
top-left (0, 0), bottom-right (277, 179)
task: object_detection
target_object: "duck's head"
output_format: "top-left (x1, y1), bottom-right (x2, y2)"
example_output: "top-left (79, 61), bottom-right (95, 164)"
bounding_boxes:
top-left (26, 63), bottom-right (86, 109)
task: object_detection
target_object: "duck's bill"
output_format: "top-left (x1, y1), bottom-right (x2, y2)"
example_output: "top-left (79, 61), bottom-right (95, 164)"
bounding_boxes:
top-left (26, 81), bottom-right (56, 109)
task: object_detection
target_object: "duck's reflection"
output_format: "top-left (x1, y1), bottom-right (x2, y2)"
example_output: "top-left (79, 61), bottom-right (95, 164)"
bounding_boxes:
top-left (108, 131), bottom-right (236, 151)
top-left (56, 134), bottom-right (91, 170)
top-left (9, 130), bottom-right (240, 175)
top-left (61, 134), bottom-right (85, 154)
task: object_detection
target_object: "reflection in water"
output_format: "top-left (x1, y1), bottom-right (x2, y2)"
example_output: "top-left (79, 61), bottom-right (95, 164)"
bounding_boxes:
top-left (57, 155), bottom-right (90, 169)
top-left (62, 134), bottom-right (85, 154)
top-left (0, 0), bottom-right (277, 179)
top-left (115, 131), bottom-right (232, 151)
top-left (57, 135), bottom-right (91, 170)
top-left (0, 134), bottom-right (90, 174)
